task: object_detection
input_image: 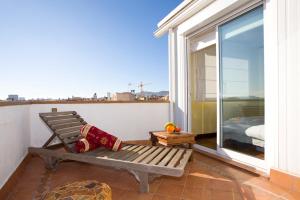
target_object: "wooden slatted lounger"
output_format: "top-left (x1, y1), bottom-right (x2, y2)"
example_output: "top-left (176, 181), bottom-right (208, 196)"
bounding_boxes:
top-left (28, 111), bottom-right (193, 193)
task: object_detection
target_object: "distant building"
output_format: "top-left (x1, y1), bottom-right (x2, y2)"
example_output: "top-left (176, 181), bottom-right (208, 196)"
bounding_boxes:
top-left (70, 96), bottom-right (83, 101)
top-left (18, 97), bottom-right (26, 101)
top-left (7, 95), bottom-right (19, 101)
top-left (161, 95), bottom-right (169, 101)
top-left (112, 92), bottom-right (135, 101)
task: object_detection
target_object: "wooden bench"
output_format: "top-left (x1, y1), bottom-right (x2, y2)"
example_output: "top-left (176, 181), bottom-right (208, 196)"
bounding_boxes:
top-left (29, 111), bottom-right (193, 193)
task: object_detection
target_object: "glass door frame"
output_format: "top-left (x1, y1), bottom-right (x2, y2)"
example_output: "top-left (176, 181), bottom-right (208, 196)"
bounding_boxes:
top-left (186, 2), bottom-right (267, 172)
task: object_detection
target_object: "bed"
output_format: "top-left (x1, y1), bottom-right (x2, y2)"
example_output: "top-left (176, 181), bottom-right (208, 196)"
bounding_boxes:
top-left (222, 116), bottom-right (264, 148)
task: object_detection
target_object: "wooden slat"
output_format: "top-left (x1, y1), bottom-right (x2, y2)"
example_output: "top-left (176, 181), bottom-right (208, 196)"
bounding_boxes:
top-left (167, 149), bottom-right (185, 167)
top-left (55, 126), bottom-right (81, 134)
top-left (109, 145), bottom-right (140, 159)
top-left (59, 130), bottom-right (81, 139)
top-left (158, 148), bottom-right (178, 166)
top-left (132, 146), bottom-right (158, 163)
top-left (29, 147), bottom-right (185, 177)
top-left (84, 147), bottom-right (106, 155)
top-left (44, 115), bottom-right (81, 121)
top-left (140, 147), bottom-right (164, 164)
top-left (51, 121), bottom-right (83, 130)
top-left (149, 147), bottom-right (171, 165)
top-left (176, 149), bottom-right (193, 169)
top-left (48, 118), bottom-right (83, 126)
top-left (96, 144), bottom-right (132, 158)
top-left (63, 136), bottom-right (81, 144)
top-left (120, 145), bottom-right (145, 161)
top-left (40, 111), bottom-right (76, 117)
top-left (126, 146), bottom-right (151, 161)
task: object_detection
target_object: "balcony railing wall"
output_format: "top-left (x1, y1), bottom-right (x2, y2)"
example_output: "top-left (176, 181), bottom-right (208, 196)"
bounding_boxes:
top-left (0, 102), bottom-right (169, 189)
top-left (0, 105), bottom-right (31, 188)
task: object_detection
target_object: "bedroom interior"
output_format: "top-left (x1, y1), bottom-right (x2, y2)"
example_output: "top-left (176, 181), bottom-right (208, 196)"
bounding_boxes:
top-left (219, 6), bottom-right (264, 159)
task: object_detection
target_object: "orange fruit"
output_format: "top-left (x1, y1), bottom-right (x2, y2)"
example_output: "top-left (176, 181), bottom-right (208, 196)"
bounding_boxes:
top-left (166, 125), bottom-right (175, 133)
top-left (164, 122), bottom-right (175, 130)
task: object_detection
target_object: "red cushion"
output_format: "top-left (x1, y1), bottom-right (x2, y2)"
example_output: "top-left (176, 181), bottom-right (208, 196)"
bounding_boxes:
top-left (78, 124), bottom-right (122, 152)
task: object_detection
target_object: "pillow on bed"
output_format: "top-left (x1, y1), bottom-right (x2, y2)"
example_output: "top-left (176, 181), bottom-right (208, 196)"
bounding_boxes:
top-left (245, 125), bottom-right (265, 141)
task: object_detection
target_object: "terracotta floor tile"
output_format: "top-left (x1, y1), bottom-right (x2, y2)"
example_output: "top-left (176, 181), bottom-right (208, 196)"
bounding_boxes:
top-left (156, 182), bottom-right (184, 198)
top-left (152, 194), bottom-right (182, 200)
top-left (293, 178), bottom-right (300, 193)
top-left (110, 187), bottom-right (128, 200)
top-left (4, 151), bottom-right (295, 200)
top-left (185, 174), bottom-right (212, 189)
top-left (250, 187), bottom-right (281, 200)
top-left (210, 179), bottom-right (239, 192)
top-left (7, 187), bottom-right (35, 200)
top-left (149, 178), bottom-right (162, 193)
top-left (211, 190), bottom-right (234, 200)
top-left (121, 191), bottom-right (154, 200)
top-left (243, 177), bottom-right (289, 197)
top-left (236, 184), bottom-right (254, 199)
top-left (233, 192), bottom-right (244, 200)
top-left (109, 172), bottom-right (139, 191)
top-left (182, 187), bottom-right (211, 200)
top-left (281, 191), bottom-right (300, 200)
top-left (161, 175), bottom-right (187, 186)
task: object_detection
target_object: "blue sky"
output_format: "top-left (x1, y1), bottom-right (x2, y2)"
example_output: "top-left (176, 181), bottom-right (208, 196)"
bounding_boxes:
top-left (0, 0), bottom-right (181, 99)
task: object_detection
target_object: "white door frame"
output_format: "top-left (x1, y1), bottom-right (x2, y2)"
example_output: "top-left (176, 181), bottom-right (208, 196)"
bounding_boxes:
top-left (187, 29), bottom-right (218, 155)
top-left (185, 2), bottom-right (268, 173)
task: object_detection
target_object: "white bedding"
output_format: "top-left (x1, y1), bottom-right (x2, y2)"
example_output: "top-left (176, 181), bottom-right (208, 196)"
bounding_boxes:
top-left (222, 116), bottom-right (265, 147)
top-left (245, 125), bottom-right (265, 141)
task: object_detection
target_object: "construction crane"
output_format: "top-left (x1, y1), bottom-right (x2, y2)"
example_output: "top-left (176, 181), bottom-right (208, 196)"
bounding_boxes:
top-left (137, 81), bottom-right (151, 96)
top-left (128, 81), bottom-right (152, 96)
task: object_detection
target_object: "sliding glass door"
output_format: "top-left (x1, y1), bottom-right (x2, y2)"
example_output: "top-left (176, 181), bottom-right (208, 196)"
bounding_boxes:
top-left (189, 5), bottom-right (265, 167)
top-left (219, 6), bottom-right (264, 159)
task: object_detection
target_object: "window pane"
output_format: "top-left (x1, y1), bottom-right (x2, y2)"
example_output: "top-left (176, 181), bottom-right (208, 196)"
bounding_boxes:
top-left (219, 6), bottom-right (264, 159)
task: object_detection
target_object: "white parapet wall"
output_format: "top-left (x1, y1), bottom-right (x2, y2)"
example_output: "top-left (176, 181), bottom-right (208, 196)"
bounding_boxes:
top-left (0, 102), bottom-right (169, 189)
top-left (0, 105), bottom-right (31, 189)
top-left (30, 103), bottom-right (170, 147)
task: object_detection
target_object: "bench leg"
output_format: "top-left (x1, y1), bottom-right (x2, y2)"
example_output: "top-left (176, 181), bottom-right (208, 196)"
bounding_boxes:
top-left (129, 170), bottom-right (159, 193)
top-left (136, 172), bottom-right (149, 193)
top-left (42, 156), bottom-right (59, 170)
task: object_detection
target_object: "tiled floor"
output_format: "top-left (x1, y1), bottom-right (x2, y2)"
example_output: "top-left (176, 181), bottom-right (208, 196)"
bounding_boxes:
top-left (6, 152), bottom-right (300, 200)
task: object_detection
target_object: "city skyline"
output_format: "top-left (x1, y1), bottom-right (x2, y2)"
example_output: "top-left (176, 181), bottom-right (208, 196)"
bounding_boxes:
top-left (0, 89), bottom-right (169, 101)
top-left (0, 0), bottom-right (181, 99)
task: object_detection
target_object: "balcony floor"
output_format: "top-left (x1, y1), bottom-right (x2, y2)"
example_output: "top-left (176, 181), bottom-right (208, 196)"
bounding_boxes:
top-left (6, 151), bottom-right (299, 200)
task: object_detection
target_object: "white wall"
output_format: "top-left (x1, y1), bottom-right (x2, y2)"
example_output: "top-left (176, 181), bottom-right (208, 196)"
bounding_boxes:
top-left (0, 105), bottom-right (30, 188)
top-left (275, 0), bottom-right (300, 176)
top-left (30, 103), bottom-right (169, 147)
top-left (0, 102), bottom-right (169, 189)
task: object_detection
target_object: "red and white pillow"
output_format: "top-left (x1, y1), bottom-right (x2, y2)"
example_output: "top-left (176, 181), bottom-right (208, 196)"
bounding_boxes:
top-left (75, 124), bottom-right (122, 153)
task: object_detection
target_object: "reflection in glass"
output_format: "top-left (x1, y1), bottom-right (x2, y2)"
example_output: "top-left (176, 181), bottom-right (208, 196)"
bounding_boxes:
top-left (219, 6), bottom-right (264, 159)
top-left (190, 45), bottom-right (217, 150)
